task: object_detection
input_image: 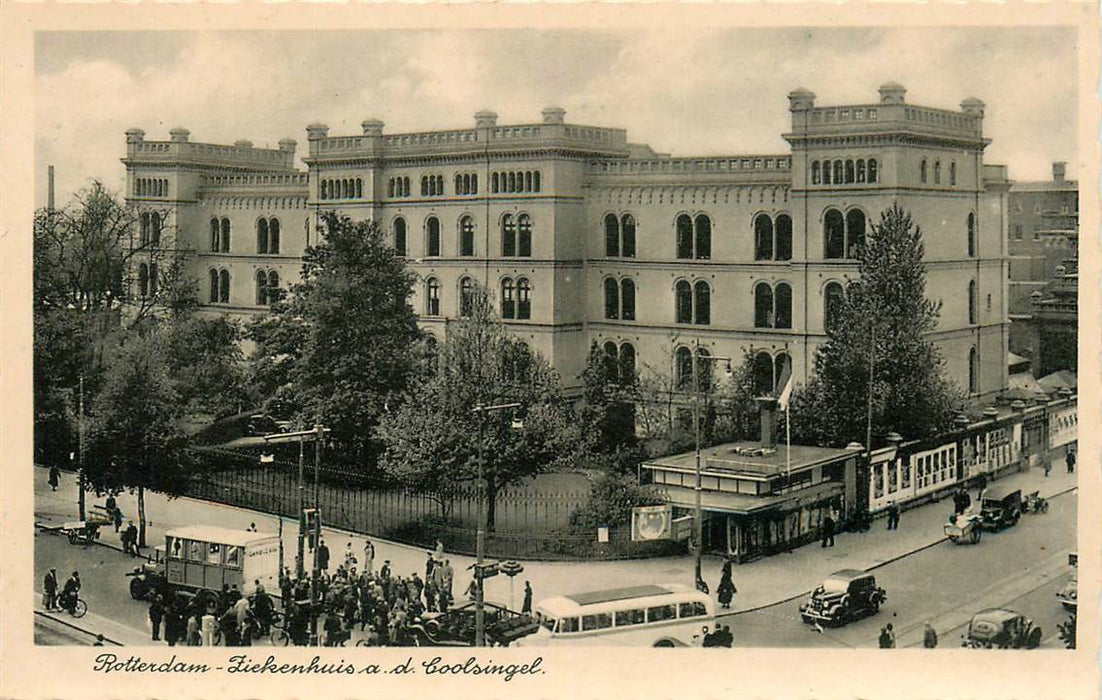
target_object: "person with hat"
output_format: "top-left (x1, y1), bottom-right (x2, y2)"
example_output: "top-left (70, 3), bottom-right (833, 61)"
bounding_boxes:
top-left (60, 571), bottom-right (81, 614)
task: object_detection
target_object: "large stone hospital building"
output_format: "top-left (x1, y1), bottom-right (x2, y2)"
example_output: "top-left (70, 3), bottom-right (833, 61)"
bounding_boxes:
top-left (123, 83), bottom-right (1010, 400)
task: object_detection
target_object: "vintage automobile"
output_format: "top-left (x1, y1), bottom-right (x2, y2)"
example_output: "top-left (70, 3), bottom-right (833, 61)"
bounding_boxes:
top-left (1057, 551), bottom-right (1078, 612)
top-left (979, 486), bottom-right (1022, 531)
top-left (247, 414), bottom-right (292, 437)
top-left (962, 608), bottom-right (1042, 649)
top-left (799, 570), bottom-right (885, 627)
top-left (127, 525), bottom-right (281, 603)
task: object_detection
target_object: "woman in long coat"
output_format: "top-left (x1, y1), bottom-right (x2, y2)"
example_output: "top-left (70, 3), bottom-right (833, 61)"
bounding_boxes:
top-left (717, 571), bottom-right (736, 610)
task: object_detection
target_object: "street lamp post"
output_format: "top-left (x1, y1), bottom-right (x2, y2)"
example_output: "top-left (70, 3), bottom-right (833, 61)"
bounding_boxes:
top-left (690, 345), bottom-right (732, 590)
top-left (471, 401), bottom-right (521, 647)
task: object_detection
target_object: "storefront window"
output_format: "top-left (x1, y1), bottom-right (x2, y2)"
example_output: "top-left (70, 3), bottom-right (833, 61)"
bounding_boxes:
top-left (888, 464), bottom-right (898, 493)
top-left (874, 466), bottom-right (884, 499)
top-left (901, 462), bottom-right (911, 489)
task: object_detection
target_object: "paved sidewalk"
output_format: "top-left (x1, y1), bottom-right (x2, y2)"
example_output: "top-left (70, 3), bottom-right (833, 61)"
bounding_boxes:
top-left (34, 462), bottom-right (1077, 614)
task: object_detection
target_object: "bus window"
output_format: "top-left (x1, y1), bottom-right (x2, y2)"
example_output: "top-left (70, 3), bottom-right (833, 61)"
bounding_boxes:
top-left (186, 540), bottom-right (204, 562)
top-left (538, 614), bottom-right (556, 632)
top-left (206, 542), bottom-right (222, 565)
top-left (582, 613), bottom-right (613, 631)
top-left (560, 617), bottom-right (581, 633)
top-left (647, 604), bottom-right (676, 623)
top-left (679, 601), bottom-right (707, 618)
top-left (225, 546), bottom-right (243, 569)
top-left (614, 609), bottom-right (645, 627)
top-left (168, 537), bottom-right (183, 559)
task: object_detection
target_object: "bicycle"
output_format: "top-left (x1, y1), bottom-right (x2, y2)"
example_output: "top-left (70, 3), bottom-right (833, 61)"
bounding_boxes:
top-left (57, 595), bottom-right (88, 619)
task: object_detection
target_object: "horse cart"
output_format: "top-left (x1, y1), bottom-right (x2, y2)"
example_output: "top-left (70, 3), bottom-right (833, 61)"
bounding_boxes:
top-left (944, 513), bottom-right (982, 545)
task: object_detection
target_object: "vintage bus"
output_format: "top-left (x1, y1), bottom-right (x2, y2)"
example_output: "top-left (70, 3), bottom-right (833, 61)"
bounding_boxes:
top-left (516, 583), bottom-right (715, 647)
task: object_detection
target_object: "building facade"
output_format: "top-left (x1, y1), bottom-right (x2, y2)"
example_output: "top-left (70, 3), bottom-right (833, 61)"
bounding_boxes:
top-left (122, 83), bottom-right (1010, 400)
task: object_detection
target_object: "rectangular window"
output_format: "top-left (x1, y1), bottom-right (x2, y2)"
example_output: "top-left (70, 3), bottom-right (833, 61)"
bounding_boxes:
top-left (678, 601), bottom-right (707, 618)
top-left (186, 540), bottom-right (204, 562)
top-left (901, 462), bottom-right (911, 490)
top-left (615, 609), bottom-right (645, 627)
top-left (225, 546), bottom-right (242, 569)
top-left (206, 542), bottom-right (222, 565)
top-left (646, 604), bottom-right (676, 623)
top-left (559, 617), bottom-right (580, 633)
top-left (582, 613), bottom-right (613, 631)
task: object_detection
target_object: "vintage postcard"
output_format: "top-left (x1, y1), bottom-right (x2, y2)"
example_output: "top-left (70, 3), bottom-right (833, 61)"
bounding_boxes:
top-left (1, 3), bottom-right (1098, 699)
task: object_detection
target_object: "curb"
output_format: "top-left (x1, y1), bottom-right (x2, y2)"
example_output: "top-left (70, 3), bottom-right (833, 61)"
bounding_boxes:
top-left (34, 609), bottom-right (123, 646)
top-left (724, 485), bottom-right (1078, 617)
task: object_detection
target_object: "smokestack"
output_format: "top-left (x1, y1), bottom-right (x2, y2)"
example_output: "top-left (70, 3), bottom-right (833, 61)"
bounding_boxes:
top-left (1052, 162), bottom-right (1066, 184)
top-left (47, 165), bottom-right (55, 212)
top-left (755, 396), bottom-right (779, 448)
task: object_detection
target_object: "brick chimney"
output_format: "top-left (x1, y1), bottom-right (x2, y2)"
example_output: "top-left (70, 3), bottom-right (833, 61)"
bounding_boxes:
top-left (1053, 162), bottom-right (1066, 184)
top-left (754, 396), bottom-right (779, 448)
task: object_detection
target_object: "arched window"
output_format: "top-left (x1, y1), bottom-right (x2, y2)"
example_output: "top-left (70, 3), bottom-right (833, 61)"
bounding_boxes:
top-left (210, 218), bottom-right (220, 252)
top-left (775, 214), bottom-right (792, 261)
top-left (267, 271), bottom-right (279, 301)
top-left (846, 209), bottom-right (866, 257)
top-left (257, 218), bottom-right (269, 254)
top-left (219, 269), bottom-right (230, 303)
top-left (525, 172), bottom-right (533, 192)
top-left (517, 214), bottom-right (532, 257)
top-left (459, 216), bottom-right (475, 256)
top-left (833, 161), bottom-right (844, 184)
top-left (694, 214), bottom-right (711, 259)
top-left (621, 278), bottom-right (636, 321)
top-left (675, 280), bottom-right (692, 324)
top-left (621, 214), bottom-right (636, 258)
top-left (256, 270), bottom-right (268, 305)
top-left (845, 160), bottom-right (855, 184)
top-left (968, 280), bottom-right (977, 324)
top-left (602, 341), bottom-right (619, 380)
top-left (968, 347), bottom-right (978, 394)
top-left (675, 214), bottom-right (693, 259)
top-left (139, 213), bottom-right (150, 246)
top-left (208, 269), bottom-right (219, 303)
top-left (675, 346), bottom-right (694, 388)
top-left (149, 262), bottom-right (158, 295)
top-left (754, 282), bottom-right (774, 328)
top-left (856, 159), bottom-right (866, 183)
top-left (950, 162), bottom-right (957, 186)
top-left (269, 219), bottom-right (280, 254)
top-left (220, 218), bottom-right (231, 253)
top-left (824, 209), bottom-right (845, 259)
top-left (751, 352), bottom-right (773, 396)
top-left (604, 214), bottom-right (620, 257)
top-left (920, 159), bottom-right (928, 184)
top-left (824, 282), bottom-right (844, 330)
top-left (754, 214), bottom-right (774, 260)
top-left (934, 161), bottom-right (941, 185)
top-left (456, 174), bottom-right (463, 194)
top-left (426, 217), bottom-right (441, 257)
top-left (426, 277), bottom-right (440, 316)
top-left (533, 171), bottom-right (541, 192)
top-left (695, 347), bottom-right (713, 391)
top-left (492, 173), bottom-right (499, 193)
top-left (508, 172), bottom-right (516, 192)
top-left (421, 176), bottom-right (428, 196)
top-left (868, 159), bottom-right (878, 183)
top-left (967, 213), bottom-right (976, 257)
top-left (604, 278), bottom-right (619, 319)
top-left (459, 277), bottom-right (474, 318)
top-left (693, 280), bottom-right (711, 325)
top-left (501, 278), bottom-right (516, 319)
top-left (501, 214), bottom-right (516, 257)
top-left (516, 278), bottom-right (531, 320)
top-left (619, 342), bottom-right (636, 384)
top-left (811, 161), bottom-right (821, 185)
top-left (356, 179), bottom-right (363, 198)
top-left (139, 263), bottom-right (149, 298)
top-left (388, 179), bottom-right (395, 198)
top-left (773, 282), bottom-right (792, 329)
top-left (321, 180), bottom-right (328, 200)
top-left (822, 161), bottom-right (832, 185)
top-left (393, 218), bottom-right (407, 256)
top-left (471, 173), bottom-right (478, 194)
top-left (150, 213), bottom-right (161, 245)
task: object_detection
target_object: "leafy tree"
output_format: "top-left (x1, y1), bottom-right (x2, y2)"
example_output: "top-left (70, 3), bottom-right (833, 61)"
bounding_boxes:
top-left (85, 329), bottom-right (193, 546)
top-left (161, 315), bottom-right (249, 419)
top-left (579, 342), bottom-right (640, 459)
top-left (570, 471), bottom-right (664, 531)
top-left (247, 212), bottom-right (422, 465)
top-left (789, 204), bottom-right (963, 447)
top-left (376, 283), bottom-right (581, 529)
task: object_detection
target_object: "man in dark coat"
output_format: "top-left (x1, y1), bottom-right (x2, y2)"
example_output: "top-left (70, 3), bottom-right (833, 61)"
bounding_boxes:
top-left (43, 568), bottom-right (58, 611)
top-left (148, 594), bottom-right (165, 641)
top-left (1067, 449), bottom-right (1076, 473)
top-left (522, 581), bottom-right (533, 614)
top-left (48, 466), bottom-right (60, 491)
top-left (317, 539), bottom-right (330, 573)
top-left (821, 513), bottom-right (836, 547)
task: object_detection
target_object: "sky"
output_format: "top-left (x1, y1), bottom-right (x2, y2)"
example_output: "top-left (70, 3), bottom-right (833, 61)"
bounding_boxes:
top-left (35, 27), bottom-right (1078, 207)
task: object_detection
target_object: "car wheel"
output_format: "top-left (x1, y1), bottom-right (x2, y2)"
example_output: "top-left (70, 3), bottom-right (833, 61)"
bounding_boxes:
top-left (129, 577), bottom-right (146, 600)
top-left (869, 599), bottom-right (880, 615)
top-left (971, 529), bottom-right (982, 544)
top-left (1028, 628), bottom-right (1042, 649)
top-left (653, 639), bottom-right (676, 648)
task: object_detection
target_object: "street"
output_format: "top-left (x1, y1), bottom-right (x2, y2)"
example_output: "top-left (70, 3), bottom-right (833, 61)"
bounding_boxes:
top-left (725, 491), bottom-right (1076, 649)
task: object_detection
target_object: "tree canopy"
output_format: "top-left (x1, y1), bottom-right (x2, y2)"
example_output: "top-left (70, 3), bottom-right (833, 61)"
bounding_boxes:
top-left (376, 283), bottom-right (581, 529)
top-left (790, 204), bottom-right (963, 447)
top-left (247, 212), bottom-right (422, 466)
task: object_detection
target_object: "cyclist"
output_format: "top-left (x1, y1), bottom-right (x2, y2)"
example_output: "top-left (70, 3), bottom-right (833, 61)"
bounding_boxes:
top-left (60, 571), bottom-right (81, 614)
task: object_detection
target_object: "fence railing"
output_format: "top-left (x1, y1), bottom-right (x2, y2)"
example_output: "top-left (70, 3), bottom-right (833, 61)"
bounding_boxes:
top-left (182, 448), bottom-right (676, 560)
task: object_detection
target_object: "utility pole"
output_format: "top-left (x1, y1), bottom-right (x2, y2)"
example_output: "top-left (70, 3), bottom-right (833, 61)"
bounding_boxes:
top-left (297, 435), bottom-right (305, 578)
top-left (691, 343), bottom-right (733, 591)
top-left (78, 373), bottom-right (86, 521)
